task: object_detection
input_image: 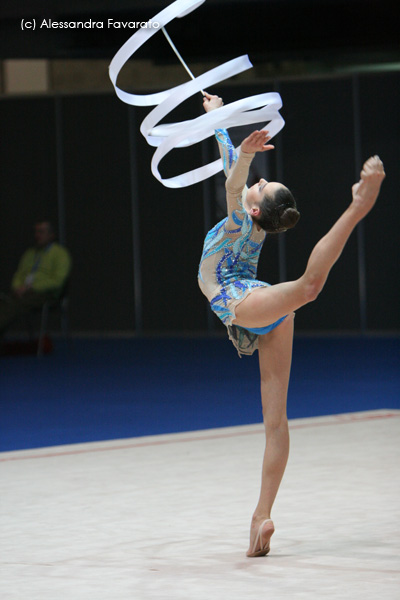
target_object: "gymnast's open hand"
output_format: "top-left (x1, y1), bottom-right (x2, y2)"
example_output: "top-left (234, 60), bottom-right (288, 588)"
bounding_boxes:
top-left (203, 92), bottom-right (223, 112)
top-left (241, 130), bottom-right (275, 154)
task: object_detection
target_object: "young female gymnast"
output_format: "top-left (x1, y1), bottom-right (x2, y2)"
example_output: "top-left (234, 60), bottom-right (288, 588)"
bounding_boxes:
top-left (198, 92), bottom-right (385, 557)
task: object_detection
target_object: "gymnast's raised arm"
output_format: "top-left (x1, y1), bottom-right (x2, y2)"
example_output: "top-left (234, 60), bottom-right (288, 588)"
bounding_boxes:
top-left (203, 92), bottom-right (236, 178)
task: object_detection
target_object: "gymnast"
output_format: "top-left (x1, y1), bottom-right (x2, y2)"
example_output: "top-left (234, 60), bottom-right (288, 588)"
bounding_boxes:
top-left (198, 92), bottom-right (385, 557)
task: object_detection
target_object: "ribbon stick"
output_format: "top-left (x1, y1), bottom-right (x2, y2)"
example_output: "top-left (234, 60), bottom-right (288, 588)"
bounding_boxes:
top-left (161, 26), bottom-right (205, 96)
top-left (109, 0), bottom-right (285, 188)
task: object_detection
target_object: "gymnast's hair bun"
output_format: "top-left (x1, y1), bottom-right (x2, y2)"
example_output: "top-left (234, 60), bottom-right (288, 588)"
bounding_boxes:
top-left (279, 207), bottom-right (301, 230)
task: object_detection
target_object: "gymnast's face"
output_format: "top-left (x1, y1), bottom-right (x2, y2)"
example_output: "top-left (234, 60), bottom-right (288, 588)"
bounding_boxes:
top-left (245, 179), bottom-right (286, 214)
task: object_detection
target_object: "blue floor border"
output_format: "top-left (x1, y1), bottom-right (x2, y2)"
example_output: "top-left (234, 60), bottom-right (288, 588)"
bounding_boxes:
top-left (1, 335), bottom-right (399, 452)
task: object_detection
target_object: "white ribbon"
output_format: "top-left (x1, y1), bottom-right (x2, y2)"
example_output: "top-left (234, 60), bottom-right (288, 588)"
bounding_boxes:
top-left (109, 0), bottom-right (285, 188)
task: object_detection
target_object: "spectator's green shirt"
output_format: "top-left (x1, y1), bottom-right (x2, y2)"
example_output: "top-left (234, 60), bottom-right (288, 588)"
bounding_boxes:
top-left (11, 243), bottom-right (71, 296)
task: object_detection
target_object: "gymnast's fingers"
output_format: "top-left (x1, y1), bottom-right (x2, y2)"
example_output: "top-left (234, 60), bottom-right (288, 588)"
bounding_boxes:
top-left (373, 155), bottom-right (385, 173)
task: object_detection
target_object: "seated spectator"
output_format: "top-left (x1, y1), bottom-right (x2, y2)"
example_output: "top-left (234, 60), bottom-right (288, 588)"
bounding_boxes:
top-left (0, 220), bottom-right (71, 337)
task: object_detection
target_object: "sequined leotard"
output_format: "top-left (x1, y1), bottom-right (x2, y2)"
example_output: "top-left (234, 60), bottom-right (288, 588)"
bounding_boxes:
top-left (198, 129), bottom-right (285, 356)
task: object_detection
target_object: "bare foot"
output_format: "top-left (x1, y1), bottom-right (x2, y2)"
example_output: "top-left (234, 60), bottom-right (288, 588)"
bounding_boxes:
top-left (246, 518), bottom-right (275, 557)
top-left (351, 155), bottom-right (385, 218)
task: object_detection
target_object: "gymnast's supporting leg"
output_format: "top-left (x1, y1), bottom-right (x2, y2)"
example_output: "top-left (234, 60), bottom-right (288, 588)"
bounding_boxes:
top-left (247, 313), bottom-right (295, 557)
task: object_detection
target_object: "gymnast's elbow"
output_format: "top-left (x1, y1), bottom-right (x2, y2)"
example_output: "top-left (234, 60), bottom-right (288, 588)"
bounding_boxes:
top-left (225, 179), bottom-right (243, 197)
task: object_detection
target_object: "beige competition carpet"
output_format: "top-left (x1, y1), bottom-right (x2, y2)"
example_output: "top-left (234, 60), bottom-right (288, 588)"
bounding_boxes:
top-left (1, 409), bottom-right (399, 600)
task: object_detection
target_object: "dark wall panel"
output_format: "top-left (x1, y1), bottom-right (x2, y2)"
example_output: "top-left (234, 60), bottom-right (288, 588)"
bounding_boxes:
top-left (0, 97), bottom-right (58, 292)
top-left (359, 72), bottom-right (400, 330)
top-left (279, 78), bottom-right (359, 331)
top-left (136, 95), bottom-right (207, 331)
top-left (62, 95), bottom-right (134, 331)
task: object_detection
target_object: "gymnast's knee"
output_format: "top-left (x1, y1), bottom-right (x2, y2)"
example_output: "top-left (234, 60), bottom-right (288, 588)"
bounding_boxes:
top-left (263, 411), bottom-right (289, 433)
top-left (299, 274), bottom-right (325, 304)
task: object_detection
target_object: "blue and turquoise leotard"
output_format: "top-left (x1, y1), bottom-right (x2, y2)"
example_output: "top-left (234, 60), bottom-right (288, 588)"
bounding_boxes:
top-left (198, 129), bottom-right (286, 356)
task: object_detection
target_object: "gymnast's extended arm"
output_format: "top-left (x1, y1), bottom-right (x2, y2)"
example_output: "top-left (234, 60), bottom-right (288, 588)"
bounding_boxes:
top-left (203, 92), bottom-right (237, 178)
top-left (202, 91), bottom-right (249, 221)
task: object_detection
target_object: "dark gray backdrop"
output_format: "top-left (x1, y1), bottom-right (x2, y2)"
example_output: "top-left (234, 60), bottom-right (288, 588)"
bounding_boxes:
top-left (1, 71), bottom-right (399, 333)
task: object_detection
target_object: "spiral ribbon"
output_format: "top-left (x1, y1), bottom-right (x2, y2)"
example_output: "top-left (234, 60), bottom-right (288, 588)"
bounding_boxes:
top-left (109, 0), bottom-right (285, 188)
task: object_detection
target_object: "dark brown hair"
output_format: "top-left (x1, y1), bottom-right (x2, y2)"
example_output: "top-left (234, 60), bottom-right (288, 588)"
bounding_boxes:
top-left (254, 187), bottom-right (300, 233)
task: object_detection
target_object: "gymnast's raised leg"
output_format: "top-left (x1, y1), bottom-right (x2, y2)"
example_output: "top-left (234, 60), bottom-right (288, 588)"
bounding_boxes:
top-left (233, 156), bottom-right (386, 330)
